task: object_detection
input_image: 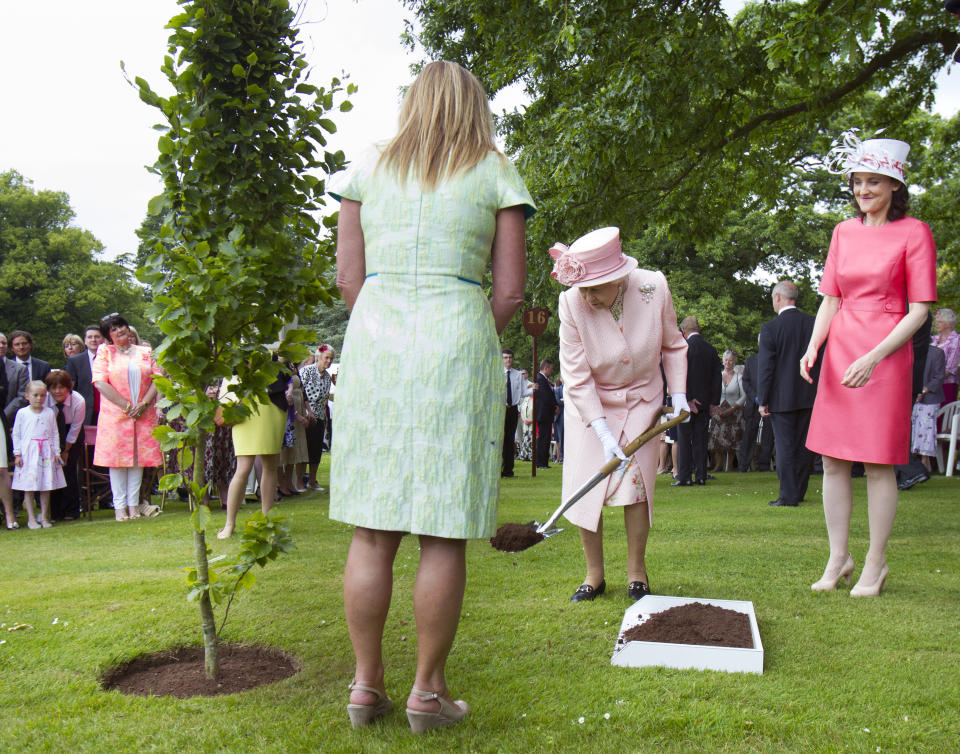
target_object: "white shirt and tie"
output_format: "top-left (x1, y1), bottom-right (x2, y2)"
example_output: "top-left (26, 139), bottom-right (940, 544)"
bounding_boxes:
top-left (505, 368), bottom-right (533, 408)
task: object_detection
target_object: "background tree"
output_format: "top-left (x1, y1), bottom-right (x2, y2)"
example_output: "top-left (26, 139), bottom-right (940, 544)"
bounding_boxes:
top-left (133, 0), bottom-right (350, 680)
top-left (407, 0), bottom-right (959, 357)
top-left (0, 170), bottom-right (155, 358)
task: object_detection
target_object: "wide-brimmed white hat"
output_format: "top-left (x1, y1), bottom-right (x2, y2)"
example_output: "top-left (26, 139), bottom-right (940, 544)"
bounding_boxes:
top-left (827, 129), bottom-right (909, 184)
top-left (549, 227), bottom-right (638, 288)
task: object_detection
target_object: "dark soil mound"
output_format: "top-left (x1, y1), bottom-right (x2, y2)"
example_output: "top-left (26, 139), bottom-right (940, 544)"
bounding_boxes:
top-left (101, 644), bottom-right (300, 698)
top-left (620, 602), bottom-right (753, 648)
top-left (490, 522), bottom-right (544, 552)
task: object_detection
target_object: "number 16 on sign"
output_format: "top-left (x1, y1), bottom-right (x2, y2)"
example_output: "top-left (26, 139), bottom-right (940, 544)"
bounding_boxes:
top-left (522, 307), bottom-right (550, 477)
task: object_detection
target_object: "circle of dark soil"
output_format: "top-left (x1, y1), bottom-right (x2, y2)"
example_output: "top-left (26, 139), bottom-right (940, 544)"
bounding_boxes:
top-left (101, 644), bottom-right (300, 698)
top-left (620, 602), bottom-right (754, 648)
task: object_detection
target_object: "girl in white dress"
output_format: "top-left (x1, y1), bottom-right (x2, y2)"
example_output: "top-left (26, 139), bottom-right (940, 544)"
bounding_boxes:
top-left (11, 381), bottom-right (66, 529)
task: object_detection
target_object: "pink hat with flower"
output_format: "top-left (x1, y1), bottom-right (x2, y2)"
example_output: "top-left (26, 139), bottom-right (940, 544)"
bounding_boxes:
top-left (549, 227), bottom-right (638, 287)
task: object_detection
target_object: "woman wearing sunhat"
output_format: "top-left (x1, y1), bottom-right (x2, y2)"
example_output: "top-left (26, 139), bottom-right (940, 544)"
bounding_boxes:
top-left (553, 227), bottom-right (688, 602)
top-left (801, 132), bottom-right (937, 596)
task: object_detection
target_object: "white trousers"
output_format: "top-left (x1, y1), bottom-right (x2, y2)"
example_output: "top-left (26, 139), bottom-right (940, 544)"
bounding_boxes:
top-left (109, 467), bottom-right (143, 510)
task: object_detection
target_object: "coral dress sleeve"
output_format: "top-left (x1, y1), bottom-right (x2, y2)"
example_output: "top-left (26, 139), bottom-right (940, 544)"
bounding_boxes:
top-left (819, 224), bottom-right (842, 297)
top-left (905, 220), bottom-right (938, 303)
top-left (91, 343), bottom-right (110, 385)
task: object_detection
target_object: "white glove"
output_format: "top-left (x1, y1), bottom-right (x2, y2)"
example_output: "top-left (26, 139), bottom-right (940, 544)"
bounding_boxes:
top-left (669, 393), bottom-right (691, 422)
top-left (590, 417), bottom-right (628, 471)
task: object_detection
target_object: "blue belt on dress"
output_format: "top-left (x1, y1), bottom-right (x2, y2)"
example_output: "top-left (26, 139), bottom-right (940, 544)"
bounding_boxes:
top-left (365, 272), bottom-right (481, 286)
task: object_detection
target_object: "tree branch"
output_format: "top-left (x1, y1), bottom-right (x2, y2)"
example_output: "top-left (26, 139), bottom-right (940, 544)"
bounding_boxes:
top-left (723, 28), bottom-right (960, 148)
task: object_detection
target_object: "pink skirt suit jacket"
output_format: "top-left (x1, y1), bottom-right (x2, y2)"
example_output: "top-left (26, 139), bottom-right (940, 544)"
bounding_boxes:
top-left (559, 268), bottom-right (688, 532)
top-left (92, 343), bottom-right (163, 468)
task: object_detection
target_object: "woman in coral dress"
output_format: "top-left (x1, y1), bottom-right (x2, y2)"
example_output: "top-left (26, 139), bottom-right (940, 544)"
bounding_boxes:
top-left (92, 314), bottom-right (162, 522)
top-left (802, 134), bottom-right (937, 597)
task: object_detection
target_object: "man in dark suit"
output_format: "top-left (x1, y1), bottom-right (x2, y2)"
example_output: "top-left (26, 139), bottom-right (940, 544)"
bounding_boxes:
top-left (502, 348), bottom-right (533, 477)
top-left (9, 330), bottom-right (51, 382)
top-left (0, 332), bottom-right (28, 425)
top-left (65, 325), bottom-right (104, 427)
top-left (739, 348), bottom-right (775, 472)
top-left (757, 280), bottom-right (817, 507)
top-left (534, 358), bottom-right (559, 469)
top-left (673, 317), bottom-right (721, 485)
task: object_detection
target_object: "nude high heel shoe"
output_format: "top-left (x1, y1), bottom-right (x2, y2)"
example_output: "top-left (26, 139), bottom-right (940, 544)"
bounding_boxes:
top-left (811, 553), bottom-right (855, 592)
top-left (406, 688), bottom-right (468, 733)
top-left (346, 682), bottom-right (393, 728)
top-left (850, 564), bottom-right (889, 598)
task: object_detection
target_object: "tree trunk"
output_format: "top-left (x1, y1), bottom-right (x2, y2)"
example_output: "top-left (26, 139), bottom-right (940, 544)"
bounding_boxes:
top-left (192, 429), bottom-right (219, 681)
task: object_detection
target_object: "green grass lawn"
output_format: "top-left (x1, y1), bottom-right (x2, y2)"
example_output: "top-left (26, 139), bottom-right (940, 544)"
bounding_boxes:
top-left (1, 460), bottom-right (958, 753)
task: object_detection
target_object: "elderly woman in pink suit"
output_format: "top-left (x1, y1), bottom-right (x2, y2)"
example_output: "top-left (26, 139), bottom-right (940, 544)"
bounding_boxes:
top-left (553, 227), bottom-right (689, 602)
top-left (92, 314), bottom-right (163, 522)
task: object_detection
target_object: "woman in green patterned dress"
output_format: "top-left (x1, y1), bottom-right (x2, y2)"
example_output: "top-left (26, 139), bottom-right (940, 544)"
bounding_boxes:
top-left (329, 61), bottom-right (534, 732)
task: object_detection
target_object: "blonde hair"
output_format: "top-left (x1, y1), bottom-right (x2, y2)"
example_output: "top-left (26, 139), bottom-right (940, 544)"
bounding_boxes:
top-left (26, 380), bottom-right (47, 396)
top-left (62, 333), bottom-right (83, 350)
top-left (377, 61), bottom-right (498, 189)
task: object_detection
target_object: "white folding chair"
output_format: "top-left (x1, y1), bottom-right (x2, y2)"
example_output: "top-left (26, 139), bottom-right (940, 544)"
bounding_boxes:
top-left (935, 401), bottom-right (960, 477)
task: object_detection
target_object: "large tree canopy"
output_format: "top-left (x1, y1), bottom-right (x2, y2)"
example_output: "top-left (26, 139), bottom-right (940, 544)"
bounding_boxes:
top-left (404, 0), bottom-right (960, 359)
top-left (0, 170), bottom-right (153, 360)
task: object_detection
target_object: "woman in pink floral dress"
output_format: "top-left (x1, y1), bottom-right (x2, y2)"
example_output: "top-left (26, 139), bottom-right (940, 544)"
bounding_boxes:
top-left (92, 314), bottom-right (162, 521)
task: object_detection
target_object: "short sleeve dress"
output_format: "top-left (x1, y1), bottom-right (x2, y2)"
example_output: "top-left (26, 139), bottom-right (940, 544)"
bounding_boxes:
top-left (328, 150), bottom-right (535, 538)
top-left (805, 217), bottom-right (937, 464)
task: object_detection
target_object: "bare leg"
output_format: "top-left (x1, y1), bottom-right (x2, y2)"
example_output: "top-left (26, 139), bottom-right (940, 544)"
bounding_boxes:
top-left (624, 502), bottom-right (650, 584)
top-left (259, 454), bottom-right (279, 514)
top-left (407, 535), bottom-right (467, 713)
top-left (818, 455), bottom-right (853, 573)
top-left (307, 461), bottom-right (320, 487)
top-left (24, 491), bottom-right (37, 527)
top-left (0, 470), bottom-right (15, 526)
top-left (578, 519), bottom-right (605, 587)
top-left (344, 527), bottom-right (403, 705)
top-left (295, 461), bottom-right (307, 490)
top-left (657, 440), bottom-right (669, 473)
top-left (39, 491), bottom-right (52, 525)
top-left (219, 455), bottom-right (255, 538)
top-left (860, 463), bottom-right (898, 583)
top-left (671, 443), bottom-right (678, 477)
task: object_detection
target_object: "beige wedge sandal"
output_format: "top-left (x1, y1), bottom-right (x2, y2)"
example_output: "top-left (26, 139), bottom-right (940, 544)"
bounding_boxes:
top-left (346, 682), bottom-right (393, 728)
top-left (406, 688), bottom-right (468, 733)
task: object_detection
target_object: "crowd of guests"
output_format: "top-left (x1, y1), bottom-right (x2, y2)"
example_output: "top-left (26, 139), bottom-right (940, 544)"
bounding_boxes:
top-left (652, 300), bottom-right (958, 491)
top-left (0, 316), bottom-right (338, 532)
top-left (501, 351), bottom-right (565, 470)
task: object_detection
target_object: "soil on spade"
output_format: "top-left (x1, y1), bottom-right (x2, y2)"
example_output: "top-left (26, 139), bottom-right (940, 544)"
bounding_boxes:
top-left (619, 602), bottom-right (754, 648)
top-left (490, 522), bottom-right (544, 551)
top-left (102, 644), bottom-right (300, 698)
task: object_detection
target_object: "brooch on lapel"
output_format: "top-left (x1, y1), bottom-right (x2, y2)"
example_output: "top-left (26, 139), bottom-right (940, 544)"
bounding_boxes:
top-left (637, 283), bottom-right (656, 303)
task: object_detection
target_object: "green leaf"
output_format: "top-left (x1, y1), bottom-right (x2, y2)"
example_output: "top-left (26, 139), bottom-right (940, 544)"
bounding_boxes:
top-left (190, 504), bottom-right (211, 533)
top-left (246, 52), bottom-right (258, 65)
top-left (158, 473), bottom-right (182, 492)
top-left (231, 63), bottom-right (246, 77)
top-left (158, 135), bottom-right (174, 154)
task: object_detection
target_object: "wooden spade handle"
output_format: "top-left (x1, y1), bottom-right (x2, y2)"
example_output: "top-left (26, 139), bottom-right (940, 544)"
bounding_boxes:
top-left (597, 407), bottom-right (691, 476)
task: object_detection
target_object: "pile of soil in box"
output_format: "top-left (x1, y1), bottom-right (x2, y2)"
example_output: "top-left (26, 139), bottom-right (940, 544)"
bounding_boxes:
top-left (490, 523), bottom-right (544, 552)
top-left (101, 644), bottom-right (299, 698)
top-left (620, 602), bottom-right (753, 648)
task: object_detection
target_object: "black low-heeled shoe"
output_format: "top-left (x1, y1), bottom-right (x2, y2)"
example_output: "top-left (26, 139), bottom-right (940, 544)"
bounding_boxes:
top-left (570, 579), bottom-right (605, 602)
top-left (628, 580), bottom-right (651, 600)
